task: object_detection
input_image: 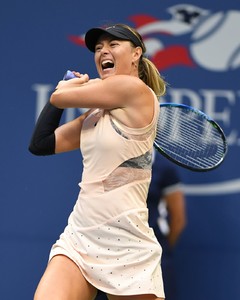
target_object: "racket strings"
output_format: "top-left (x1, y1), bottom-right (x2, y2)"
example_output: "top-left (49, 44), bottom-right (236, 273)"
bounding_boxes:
top-left (159, 111), bottom-right (206, 151)
top-left (155, 107), bottom-right (226, 170)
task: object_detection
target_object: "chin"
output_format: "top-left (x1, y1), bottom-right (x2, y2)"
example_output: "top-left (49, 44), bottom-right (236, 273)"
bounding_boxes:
top-left (101, 72), bottom-right (115, 79)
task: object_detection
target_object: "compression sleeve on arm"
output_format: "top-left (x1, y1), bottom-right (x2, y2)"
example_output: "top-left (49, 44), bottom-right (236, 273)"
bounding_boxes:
top-left (28, 101), bottom-right (64, 156)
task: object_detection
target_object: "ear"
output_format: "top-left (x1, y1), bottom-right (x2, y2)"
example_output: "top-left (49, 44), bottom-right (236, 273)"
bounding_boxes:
top-left (132, 46), bottom-right (142, 62)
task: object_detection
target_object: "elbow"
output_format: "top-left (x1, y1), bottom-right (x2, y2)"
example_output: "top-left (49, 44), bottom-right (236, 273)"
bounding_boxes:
top-left (28, 143), bottom-right (50, 156)
top-left (50, 91), bottom-right (58, 107)
top-left (28, 143), bottom-right (44, 156)
top-left (50, 90), bottom-right (64, 109)
top-left (28, 139), bottom-right (55, 156)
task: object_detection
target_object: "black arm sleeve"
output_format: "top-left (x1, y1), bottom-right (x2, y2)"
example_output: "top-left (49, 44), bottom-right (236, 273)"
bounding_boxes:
top-left (28, 101), bottom-right (64, 156)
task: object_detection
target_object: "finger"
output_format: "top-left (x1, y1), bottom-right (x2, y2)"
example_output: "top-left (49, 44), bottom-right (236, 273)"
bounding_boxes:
top-left (72, 71), bottom-right (81, 78)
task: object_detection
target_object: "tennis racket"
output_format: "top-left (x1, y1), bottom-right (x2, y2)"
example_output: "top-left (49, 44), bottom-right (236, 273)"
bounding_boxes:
top-left (63, 70), bottom-right (77, 80)
top-left (63, 70), bottom-right (228, 172)
top-left (155, 103), bottom-right (227, 172)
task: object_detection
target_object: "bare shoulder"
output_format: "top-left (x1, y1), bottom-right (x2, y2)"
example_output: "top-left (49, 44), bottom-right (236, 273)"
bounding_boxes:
top-left (104, 75), bottom-right (148, 90)
top-left (103, 75), bottom-right (151, 103)
top-left (108, 76), bottom-right (155, 128)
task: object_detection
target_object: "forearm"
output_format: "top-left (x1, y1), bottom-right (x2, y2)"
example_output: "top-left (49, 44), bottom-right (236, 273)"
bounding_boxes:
top-left (28, 101), bottom-right (64, 156)
top-left (165, 190), bottom-right (187, 248)
top-left (50, 74), bottom-right (91, 109)
top-left (167, 218), bottom-right (186, 247)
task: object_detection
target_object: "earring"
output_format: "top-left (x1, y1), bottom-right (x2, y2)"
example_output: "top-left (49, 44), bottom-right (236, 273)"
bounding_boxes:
top-left (132, 61), bottom-right (138, 68)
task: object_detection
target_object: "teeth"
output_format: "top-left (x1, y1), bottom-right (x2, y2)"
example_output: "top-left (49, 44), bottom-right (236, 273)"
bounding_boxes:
top-left (102, 60), bottom-right (114, 69)
top-left (102, 60), bottom-right (113, 65)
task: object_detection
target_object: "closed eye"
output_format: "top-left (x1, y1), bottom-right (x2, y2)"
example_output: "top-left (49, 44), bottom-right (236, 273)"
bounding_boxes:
top-left (110, 41), bottom-right (119, 47)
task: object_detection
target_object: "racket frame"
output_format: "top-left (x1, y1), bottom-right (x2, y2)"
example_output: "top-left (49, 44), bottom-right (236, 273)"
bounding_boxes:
top-left (154, 103), bottom-right (228, 172)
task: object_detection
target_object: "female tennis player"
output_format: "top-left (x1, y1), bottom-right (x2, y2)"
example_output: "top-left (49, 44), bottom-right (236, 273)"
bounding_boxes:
top-left (29, 23), bottom-right (166, 300)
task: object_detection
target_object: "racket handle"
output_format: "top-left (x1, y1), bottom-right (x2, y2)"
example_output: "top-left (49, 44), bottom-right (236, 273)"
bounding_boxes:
top-left (63, 70), bottom-right (77, 80)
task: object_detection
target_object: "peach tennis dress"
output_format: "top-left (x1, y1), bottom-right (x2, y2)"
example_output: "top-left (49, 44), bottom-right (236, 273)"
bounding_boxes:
top-left (49, 91), bottom-right (165, 298)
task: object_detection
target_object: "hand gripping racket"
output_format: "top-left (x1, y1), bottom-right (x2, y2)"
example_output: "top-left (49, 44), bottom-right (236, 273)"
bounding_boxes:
top-left (63, 70), bottom-right (228, 172)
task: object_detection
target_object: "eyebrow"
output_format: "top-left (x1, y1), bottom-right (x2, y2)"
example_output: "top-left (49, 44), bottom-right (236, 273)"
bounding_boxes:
top-left (95, 37), bottom-right (126, 48)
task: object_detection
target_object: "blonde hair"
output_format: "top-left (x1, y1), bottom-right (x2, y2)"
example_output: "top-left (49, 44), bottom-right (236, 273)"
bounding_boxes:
top-left (118, 24), bottom-right (166, 98)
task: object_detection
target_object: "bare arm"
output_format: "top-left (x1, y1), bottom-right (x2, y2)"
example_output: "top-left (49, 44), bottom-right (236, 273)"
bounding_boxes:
top-left (54, 109), bottom-right (92, 153)
top-left (51, 75), bottom-right (142, 109)
top-left (165, 190), bottom-right (186, 248)
top-left (51, 75), bottom-right (154, 128)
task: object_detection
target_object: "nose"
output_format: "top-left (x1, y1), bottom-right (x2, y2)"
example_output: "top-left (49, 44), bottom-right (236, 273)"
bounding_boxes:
top-left (100, 42), bottom-right (111, 54)
top-left (101, 47), bottom-right (110, 54)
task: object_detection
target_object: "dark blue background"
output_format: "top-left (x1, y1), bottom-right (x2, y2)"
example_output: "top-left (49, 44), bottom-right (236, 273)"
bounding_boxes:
top-left (1, 1), bottom-right (240, 299)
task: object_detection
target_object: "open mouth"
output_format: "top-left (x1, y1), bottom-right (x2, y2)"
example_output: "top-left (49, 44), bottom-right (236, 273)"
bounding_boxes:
top-left (101, 60), bottom-right (114, 71)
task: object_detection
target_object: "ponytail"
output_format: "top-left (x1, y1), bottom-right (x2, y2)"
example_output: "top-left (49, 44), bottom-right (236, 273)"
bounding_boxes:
top-left (139, 57), bottom-right (166, 98)
top-left (115, 24), bottom-right (167, 98)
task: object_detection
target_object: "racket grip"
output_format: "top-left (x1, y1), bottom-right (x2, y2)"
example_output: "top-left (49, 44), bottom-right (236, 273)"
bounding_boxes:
top-left (63, 70), bottom-right (77, 80)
